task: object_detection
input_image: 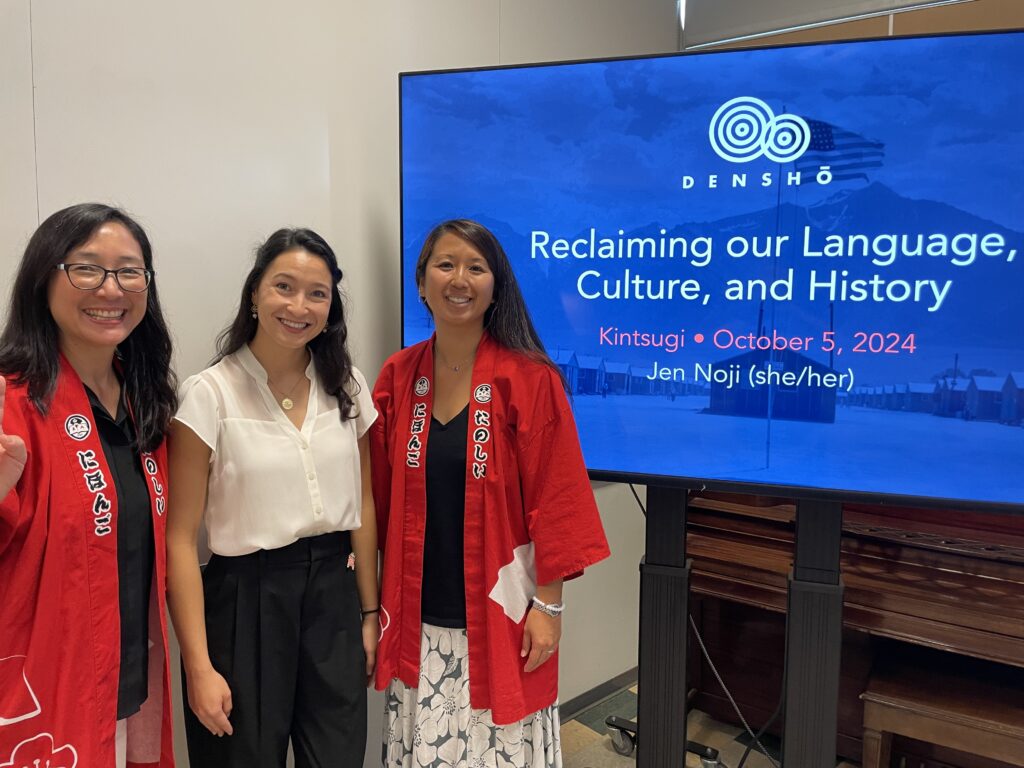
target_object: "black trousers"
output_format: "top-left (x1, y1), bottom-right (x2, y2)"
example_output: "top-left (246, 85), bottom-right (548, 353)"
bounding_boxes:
top-left (183, 532), bottom-right (366, 768)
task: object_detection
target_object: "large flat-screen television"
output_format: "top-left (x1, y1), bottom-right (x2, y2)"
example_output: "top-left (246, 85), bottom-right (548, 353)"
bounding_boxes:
top-left (399, 30), bottom-right (1024, 512)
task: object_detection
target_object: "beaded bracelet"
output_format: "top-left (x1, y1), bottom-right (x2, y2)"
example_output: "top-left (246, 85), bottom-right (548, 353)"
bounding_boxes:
top-left (531, 596), bottom-right (565, 616)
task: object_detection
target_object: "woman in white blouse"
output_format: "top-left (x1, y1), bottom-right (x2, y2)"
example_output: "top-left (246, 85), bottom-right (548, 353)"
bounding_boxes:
top-left (166, 229), bottom-right (378, 768)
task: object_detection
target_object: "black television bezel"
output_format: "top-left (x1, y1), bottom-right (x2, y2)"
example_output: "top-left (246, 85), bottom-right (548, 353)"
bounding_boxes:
top-left (398, 27), bottom-right (1024, 516)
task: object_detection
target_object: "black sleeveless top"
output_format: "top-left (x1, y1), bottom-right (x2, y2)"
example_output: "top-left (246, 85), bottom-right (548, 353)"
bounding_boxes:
top-left (420, 405), bottom-right (469, 628)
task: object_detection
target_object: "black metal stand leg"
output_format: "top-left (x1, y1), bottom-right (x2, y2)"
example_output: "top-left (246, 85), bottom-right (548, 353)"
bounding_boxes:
top-left (782, 499), bottom-right (844, 768)
top-left (636, 485), bottom-right (691, 768)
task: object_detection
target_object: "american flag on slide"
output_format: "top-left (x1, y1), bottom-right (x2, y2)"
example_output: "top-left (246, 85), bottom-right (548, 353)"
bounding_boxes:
top-left (795, 119), bottom-right (884, 182)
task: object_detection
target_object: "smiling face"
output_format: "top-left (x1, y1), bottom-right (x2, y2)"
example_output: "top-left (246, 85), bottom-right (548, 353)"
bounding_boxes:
top-left (251, 248), bottom-right (333, 351)
top-left (47, 221), bottom-right (148, 359)
top-left (419, 232), bottom-right (495, 334)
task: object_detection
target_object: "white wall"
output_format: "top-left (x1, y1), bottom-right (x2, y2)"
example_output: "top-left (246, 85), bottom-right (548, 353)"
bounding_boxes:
top-left (0, 1), bottom-right (36, 276)
top-left (0, 1), bottom-right (676, 765)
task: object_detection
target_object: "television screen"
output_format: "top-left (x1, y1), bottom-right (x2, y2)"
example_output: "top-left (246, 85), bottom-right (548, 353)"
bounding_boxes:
top-left (400, 30), bottom-right (1024, 511)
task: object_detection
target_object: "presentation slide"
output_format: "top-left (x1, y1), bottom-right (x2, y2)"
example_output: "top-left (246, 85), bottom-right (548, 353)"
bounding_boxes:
top-left (400, 31), bottom-right (1024, 508)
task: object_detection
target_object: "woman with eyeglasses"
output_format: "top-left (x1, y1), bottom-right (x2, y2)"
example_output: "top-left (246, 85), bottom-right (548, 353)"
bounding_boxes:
top-left (0, 203), bottom-right (177, 768)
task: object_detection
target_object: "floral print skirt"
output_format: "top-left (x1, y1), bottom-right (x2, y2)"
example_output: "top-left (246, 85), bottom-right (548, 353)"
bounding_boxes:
top-left (383, 623), bottom-right (562, 768)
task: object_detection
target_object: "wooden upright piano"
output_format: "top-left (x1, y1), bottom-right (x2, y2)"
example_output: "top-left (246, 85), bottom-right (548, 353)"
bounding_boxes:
top-left (685, 493), bottom-right (1024, 764)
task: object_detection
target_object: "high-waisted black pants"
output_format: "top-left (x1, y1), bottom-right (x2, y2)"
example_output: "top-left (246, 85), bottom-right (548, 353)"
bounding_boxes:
top-left (183, 532), bottom-right (366, 768)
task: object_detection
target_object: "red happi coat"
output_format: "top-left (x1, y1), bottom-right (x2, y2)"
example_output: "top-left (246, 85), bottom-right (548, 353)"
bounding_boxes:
top-left (0, 358), bottom-right (174, 768)
top-left (371, 334), bottom-right (610, 725)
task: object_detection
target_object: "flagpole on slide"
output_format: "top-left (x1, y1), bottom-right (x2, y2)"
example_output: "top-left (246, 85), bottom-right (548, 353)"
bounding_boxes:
top-left (764, 150), bottom-right (787, 470)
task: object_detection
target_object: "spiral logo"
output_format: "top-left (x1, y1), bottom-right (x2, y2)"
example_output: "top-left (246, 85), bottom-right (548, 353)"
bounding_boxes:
top-left (709, 97), bottom-right (810, 164)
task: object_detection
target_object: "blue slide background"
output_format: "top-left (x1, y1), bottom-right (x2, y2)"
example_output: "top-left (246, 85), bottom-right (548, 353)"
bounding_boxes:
top-left (400, 32), bottom-right (1024, 507)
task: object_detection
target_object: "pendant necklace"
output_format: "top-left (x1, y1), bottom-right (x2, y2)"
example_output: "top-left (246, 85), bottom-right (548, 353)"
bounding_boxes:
top-left (268, 373), bottom-right (306, 411)
top-left (437, 350), bottom-right (475, 374)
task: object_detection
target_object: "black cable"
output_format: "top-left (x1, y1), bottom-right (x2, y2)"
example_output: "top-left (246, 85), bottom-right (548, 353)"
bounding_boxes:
top-left (689, 614), bottom-right (780, 768)
top-left (735, 584), bottom-right (791, 768)
top-left (734, 647), bottom-right (786, 768)
top-left (628, 482), bottom-right (646, 515)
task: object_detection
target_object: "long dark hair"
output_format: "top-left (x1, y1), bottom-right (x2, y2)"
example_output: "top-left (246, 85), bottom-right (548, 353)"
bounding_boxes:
top-left (415, 219), bottom-right (565, 386)
top-left (0, 203), bottom-right (177, 452)
top-left (216, 228), bottom-right (357, 420)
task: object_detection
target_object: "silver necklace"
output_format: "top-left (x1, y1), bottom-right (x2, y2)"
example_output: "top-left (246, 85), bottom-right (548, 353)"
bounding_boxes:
top-left (437, 352), bottom-right (474, 373)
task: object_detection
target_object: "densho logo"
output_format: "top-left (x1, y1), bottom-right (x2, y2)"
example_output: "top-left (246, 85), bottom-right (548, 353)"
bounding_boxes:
top-left (709, 97), bottom-right (811, 164)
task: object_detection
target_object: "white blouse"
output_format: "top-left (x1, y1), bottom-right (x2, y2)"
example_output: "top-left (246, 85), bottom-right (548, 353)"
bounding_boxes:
top-left (174, 345), bottom-right (377, 556)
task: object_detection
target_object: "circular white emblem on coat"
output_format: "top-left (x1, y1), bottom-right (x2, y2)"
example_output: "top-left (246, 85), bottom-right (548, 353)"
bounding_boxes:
top-left (414, 377), bottom-right (430, 396)
top-left (65, 414), bottom-right (92, 441)
top-left (474, 384), bottom-right (492, 403)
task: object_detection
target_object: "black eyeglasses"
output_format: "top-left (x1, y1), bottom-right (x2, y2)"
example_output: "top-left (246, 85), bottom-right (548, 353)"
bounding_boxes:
top-left (55, 263), bottom-right (153, 292)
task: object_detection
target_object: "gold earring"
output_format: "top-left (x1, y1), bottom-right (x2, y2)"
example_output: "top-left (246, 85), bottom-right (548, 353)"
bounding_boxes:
top-left (250, 303), bottom-right (258, 318)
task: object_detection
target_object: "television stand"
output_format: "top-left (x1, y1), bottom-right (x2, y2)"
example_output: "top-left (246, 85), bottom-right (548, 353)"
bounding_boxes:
top-left (634, 487), bottom-right (844, 768)
top-left (635, 485), bottom-right (691, 767)
top-left (782, 498), bottom-right (844, 767)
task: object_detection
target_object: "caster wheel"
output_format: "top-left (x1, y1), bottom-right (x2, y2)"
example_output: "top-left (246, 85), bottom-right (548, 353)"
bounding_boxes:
top-left (609, 727), bottom-right (636, 756)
